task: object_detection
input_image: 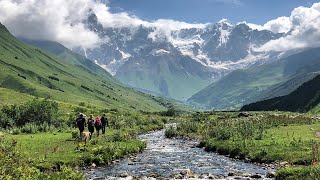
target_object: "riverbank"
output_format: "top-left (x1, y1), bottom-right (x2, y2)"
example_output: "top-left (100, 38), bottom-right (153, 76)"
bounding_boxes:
top-left (165, 112), bottom-right (320, 179)
top-left (2, 112), bottom-right (168, 179)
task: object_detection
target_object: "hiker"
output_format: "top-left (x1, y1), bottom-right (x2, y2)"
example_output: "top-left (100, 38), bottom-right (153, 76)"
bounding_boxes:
top-left (87, 114), bottom-right (95, 140)
top-left (95, 115), bottom-right (102, 137)
top-left (101, 113), bottom-right (108, 135)
top-left (76, 113), bottom-right (86, 137)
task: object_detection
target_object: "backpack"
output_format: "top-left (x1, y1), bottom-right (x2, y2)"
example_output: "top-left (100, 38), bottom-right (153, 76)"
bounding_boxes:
top-left (76, 117), bottom-right (84, 127)
top-left (95, 116), bottom-right (101, 127)
top-left (88, 119), bottom-right (94, 127)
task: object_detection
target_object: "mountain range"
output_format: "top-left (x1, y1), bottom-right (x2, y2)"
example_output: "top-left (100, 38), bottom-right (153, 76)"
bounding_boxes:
top-left (74, 14), bottom-right (282, 101)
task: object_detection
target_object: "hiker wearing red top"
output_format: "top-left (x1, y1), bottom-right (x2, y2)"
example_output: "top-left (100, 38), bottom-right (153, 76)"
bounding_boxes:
top-left (95, 115), bottom-right (102, 137)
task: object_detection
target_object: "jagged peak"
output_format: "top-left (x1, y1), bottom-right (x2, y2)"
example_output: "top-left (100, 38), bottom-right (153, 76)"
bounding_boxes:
top-left (217, 18), bottom-right (233, 26)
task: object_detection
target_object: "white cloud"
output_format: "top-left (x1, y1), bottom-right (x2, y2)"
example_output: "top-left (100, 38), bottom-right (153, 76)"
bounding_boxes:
top-left (0, 0), bottom-right (103, 48)
top-left (255, 2), bottom-right (320, 52)
top-left (246, 16), bottom-right (292, 33)
top-left (0, 0), bottom-right (207, 48)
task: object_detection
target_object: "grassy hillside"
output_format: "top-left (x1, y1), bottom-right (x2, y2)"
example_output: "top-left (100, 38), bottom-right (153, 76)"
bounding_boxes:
top-left (241, 75), bottom-right (320, 112)
top-left (115, 54), bottom-right (213, 101)
top-left (188, 48), bottom-right (320, 110)
top-left (0, 22), bottom-right (183, 112)
top-left (251, 72), bottom-right (320, 103)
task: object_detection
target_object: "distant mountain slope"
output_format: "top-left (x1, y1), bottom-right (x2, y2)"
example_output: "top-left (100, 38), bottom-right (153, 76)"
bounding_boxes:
top-left (251, 72), bottom-right (320, 102)
top-left (188, 48), bottom-right (320, 110)
top-left (18, 38), bottom-right (118, 83)
top-left (241, 75), bottom-right (320, 112)
top-left (0, 22), bottom-right (181, 112)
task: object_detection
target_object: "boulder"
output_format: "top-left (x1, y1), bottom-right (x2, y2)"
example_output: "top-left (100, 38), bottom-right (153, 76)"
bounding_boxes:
top-left (250, 174), bottom-right (262, 178)
top-left (238, 112), bottom-right (250, 118)
top-left (266, 172), bottom-right (275, 178)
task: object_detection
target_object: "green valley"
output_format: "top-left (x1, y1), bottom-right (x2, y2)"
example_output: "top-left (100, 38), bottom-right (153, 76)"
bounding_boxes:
top-left (0, 22), bottom-right (181, 112)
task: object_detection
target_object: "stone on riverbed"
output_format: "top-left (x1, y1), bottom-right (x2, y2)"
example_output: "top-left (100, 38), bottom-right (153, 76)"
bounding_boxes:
top-left (250, 174), bottom-right (262, 178)
top-left (118, 173), bottom-right (129, 178)
top-left (179, 168), bottom-right (193, 176)
top-left (266, 172), bottom-right (275, 178)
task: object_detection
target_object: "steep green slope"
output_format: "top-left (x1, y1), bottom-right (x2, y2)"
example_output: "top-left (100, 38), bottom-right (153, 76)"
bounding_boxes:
top-left (18, 38), bottom-right (111, 79)
top-left (115, 54), bottom-right (212, 101)
top-left (188, 48), bottom-right (320, 110)
top-left (0, 22), bottom-right (180, 112)
top-left (241, 75), bottom-right (320, 112)
top-left (251, 72), bottom-right (320, 102)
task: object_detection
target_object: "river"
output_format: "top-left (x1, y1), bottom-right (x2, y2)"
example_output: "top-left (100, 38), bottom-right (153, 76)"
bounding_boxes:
top-left (85, 127), bottom-right (275, 179)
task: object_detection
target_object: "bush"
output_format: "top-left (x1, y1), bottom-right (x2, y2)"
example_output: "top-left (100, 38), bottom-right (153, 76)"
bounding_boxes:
top-left (9, 122), bottom-right (56, 134)
top-left (165, 126), bottom-right (178, 138)
top-left (177, 121), bottom-right (199, 133)
top-left (0, 99), bottom-right (59, 128)
top-left (276, 165), bottom-right (320, 180)
top-left (71, 130), bottom-right (80, 139)
top-left (20, 123), bottom-right (39, 134)
top-left (112, 131), bottom-right (130, 142)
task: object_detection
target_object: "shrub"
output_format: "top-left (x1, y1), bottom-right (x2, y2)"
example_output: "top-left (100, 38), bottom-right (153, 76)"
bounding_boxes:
top-left (112, 131), bottom-right (130, 142)
top-left (1, 99), bottom-right (58, 127)
top-left (48, 76), bottom-right (59, 81)
top-left (20, 123), bottom-right (39, 134)
top-left (165, 126), bottom-right (178, 138)
top-left (71, 130), bottom-right (80, 139)
top-left (78, 102), bottom-right (86, 107)
top-left (177, 121), bottom-right (199, 133)
top-left (276, 165), bottom-right (320, 180)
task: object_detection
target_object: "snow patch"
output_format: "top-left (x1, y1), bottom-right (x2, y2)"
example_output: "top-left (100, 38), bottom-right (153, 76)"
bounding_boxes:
top-left (94, 59), bottom-right (117, 76)
top-left (83, 48), bottom-right (88, 58)
top-left (218, 28), bottom-right (231, 47)
top-left (119, 50), bottom-right (131, 59)
top-left (150, 49), bottom-right (170, 56)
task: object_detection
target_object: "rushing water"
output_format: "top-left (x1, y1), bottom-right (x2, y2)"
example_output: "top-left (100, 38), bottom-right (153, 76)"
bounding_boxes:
top-left (86, 127), bottom-right (275, 179)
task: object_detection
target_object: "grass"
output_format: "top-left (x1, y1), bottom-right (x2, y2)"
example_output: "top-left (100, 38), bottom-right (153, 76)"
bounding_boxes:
top-left (6, 130), bottom-right (147, 168)
top-left (6, 132), bottom-right (80, 167)
top-left (166, 111), bottom-right (320, 178)
top-left (0, 87), bottom-right (33, 105)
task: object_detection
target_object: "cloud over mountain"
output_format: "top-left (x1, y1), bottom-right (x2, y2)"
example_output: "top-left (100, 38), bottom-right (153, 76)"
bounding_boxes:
top-left (255, 2), bottom-right (320, 52)
top-left (0, 0), bottom-right (319, 53)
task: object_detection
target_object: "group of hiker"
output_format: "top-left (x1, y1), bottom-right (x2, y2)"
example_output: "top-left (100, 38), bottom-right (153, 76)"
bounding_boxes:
top-left (76, 113), bottom-right (109, 139)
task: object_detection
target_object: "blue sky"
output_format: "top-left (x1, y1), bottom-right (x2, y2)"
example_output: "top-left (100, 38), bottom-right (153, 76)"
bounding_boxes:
top-left (108, 0), bottom-right (319, 24)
